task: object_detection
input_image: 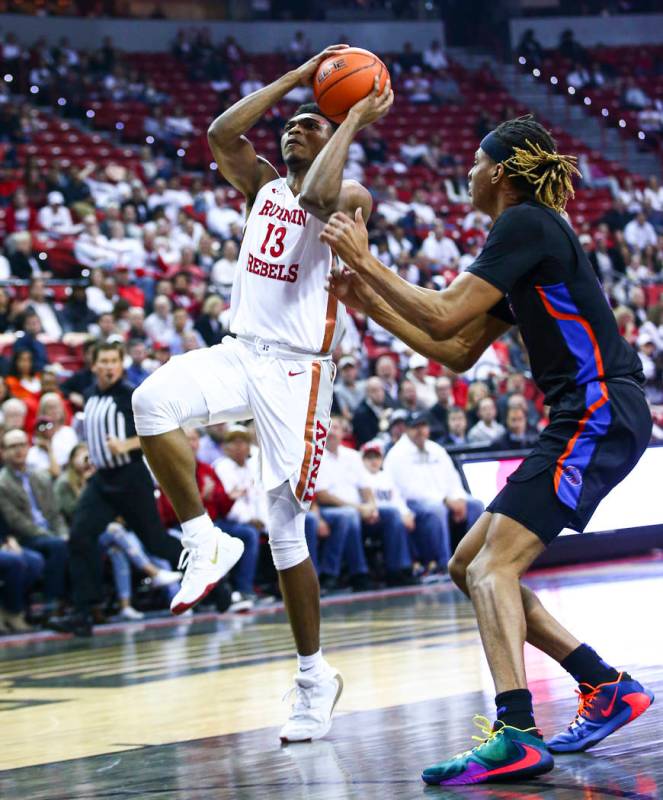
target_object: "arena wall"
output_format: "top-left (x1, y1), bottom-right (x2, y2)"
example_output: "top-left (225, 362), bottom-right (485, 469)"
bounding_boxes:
top-left (511, 14), bottom-right (663, 49)
top-left (0, 16), bottom-right (443, 52)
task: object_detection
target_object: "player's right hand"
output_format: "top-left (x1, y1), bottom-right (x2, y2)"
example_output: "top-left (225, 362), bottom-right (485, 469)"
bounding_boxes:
top-left (294, 44), bottom-right (349, 86)
top-left (327, 262), bottom-right (375, 313)
top-left (347, 76), bottom-right (393, 130)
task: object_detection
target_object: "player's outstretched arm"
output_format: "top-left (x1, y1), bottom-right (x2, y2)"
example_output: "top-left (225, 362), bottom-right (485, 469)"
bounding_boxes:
top-left (328, 266), bottom-right (511, 373)
top-left (208, 44), bottom-right (350, 207)
top-left (321, 208), bottom-right (504, 340)
top-left (299, 76), bottom-right (393, 222)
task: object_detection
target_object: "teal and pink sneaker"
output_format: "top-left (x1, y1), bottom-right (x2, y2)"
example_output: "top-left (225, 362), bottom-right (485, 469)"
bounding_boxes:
top-left (422, 716), bottom-right (554, 786)
top-left (547, 672), bottom-right (654, 754)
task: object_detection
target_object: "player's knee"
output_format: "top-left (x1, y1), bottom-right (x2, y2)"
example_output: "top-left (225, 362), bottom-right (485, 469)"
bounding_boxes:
top-left (269, 536), bottom-right (309, 571)
top-left (132, 371), bottom-right (180, 436)
top-left (465, 553), bottom-right (498, 593)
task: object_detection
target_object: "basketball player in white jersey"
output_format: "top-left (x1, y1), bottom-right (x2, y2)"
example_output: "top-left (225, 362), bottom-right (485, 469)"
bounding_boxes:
top-left (132, 44), bottom-right (392, 741)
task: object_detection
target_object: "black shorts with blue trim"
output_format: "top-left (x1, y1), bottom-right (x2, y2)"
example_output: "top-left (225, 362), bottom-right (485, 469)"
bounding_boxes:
top-left (487, 377), bottom-right (652, 544)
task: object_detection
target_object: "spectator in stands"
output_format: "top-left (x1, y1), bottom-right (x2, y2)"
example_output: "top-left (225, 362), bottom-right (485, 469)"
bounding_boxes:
top-left (420, 222), bottom-right (460, 269)
top-left (490, 402), bottom-right (533, 451)
top-left (467, 396), bottom-right (506, 447)
top-left (334, 355), bottom-right (365, 420)
top-left (240, 65), bottom-right (265, 98)
top-left (624, 211), bottom-right (657, 251)
top-left (0, 516), bottom-right (42, 633)
top-left (2, 398), bottom-right (28, 432)
top-left (399, 134), bottom-right (432, 166)
top-left (61, 339), bottom-right (96, 411)
top-left (0, 428), bottom-right (68, 613)
top-left (431, 70), bottom-right (462, 105)
top-left (384, 412), bottom-right (483, 573)
top-left (644, 176), bottom-right (663, 211)
top-left (6, 349), bottom-right (41, 411)
top-left (61, 286), bottom-right (96, 334)
top-left (26, 278), bottom-right (63, 340)
top-left (404, 66), bottom-right (432, 104)
top-left (317, 418), bottom-right (399, 591)
top-left (8, 232), bottom-right (44, 280)
top-left (558, 29), bottom-right (587, 65)
top-left (206, 188), bottom-right (243, 239)
top-left (352, 376), bottom-right (396, 447)
top-left (405, 353), bottom-right (436, 408)
top-left (443, 406), bottom-right (470, 447)
top-left (166, 306), bottom-right (203, 355)
top-left (566, 63), bottom-right (590, 91)
top-left (444, 164), bottom-right (471, 203)
top-left (600, 198), bottom-right (632, 233)
top-left (210, 239), bottom-right (238, 299)
top-left (35, 393), bottom-right (78, 467)
top-left (6, 188), bottom-right (37, 234)
top-left (423, 40), bottom-right (448, 71)
top-left (74, 216), bottom-right (113, 270)
top-left (37, 191), bottom-right (77, 237)
top-left (145, 294), bottom-right (174, 343)
top-left (622, 77), bottom-right (651, 110)
top-left (210, 425), bottom-right (263, 606)
top-left (374, 354), bottom-right (400, 403)
top-left (13, 311), bottom-right (47, 372)
top-left (517, 29), bottom-right (544, 67)
top-left (125, 340), bottom-right (152, 388)
top-left (27, 416), bottom-right (62, 479)
top-left (194, 295), bottom-right (225, 347)
top-left (429, 376), bottom-right (453, 441)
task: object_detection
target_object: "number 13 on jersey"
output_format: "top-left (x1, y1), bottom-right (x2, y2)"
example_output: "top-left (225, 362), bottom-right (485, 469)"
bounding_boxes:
top-left (260, 223), bottom-right (286, 258)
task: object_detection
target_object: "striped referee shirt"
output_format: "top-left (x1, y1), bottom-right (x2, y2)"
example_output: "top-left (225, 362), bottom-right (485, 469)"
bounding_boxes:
top-left (83, 379), bottom-right (140, 470)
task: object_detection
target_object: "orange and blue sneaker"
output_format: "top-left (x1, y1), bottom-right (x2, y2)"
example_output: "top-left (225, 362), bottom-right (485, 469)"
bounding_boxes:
top-left (547, 673), bottom-right (654, 753)
top-left (422, 715), bottom-right (554, 786)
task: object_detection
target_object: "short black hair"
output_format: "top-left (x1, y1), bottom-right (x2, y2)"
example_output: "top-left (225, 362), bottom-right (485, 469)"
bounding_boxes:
top-left (289, 103), bottom-right (338, 131)
top-left (93, 340), bottom-right (125, 363)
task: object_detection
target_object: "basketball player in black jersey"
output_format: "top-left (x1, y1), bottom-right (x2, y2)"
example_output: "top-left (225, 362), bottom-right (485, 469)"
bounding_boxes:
top-left (321, 116), bottom-right (654, 785)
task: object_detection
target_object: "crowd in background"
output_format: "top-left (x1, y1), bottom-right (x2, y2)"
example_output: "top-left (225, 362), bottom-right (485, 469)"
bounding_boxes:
top-left (0, 29), bottom-right (661, 634)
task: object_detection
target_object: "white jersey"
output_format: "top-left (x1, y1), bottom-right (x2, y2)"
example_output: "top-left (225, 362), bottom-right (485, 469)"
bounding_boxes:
top-left (229, 178), bottom-right (346, 354)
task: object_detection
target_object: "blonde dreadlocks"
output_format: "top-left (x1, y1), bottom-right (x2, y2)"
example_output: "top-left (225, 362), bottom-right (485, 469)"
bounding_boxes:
top-left (491, 116), bottom-right (582, 214)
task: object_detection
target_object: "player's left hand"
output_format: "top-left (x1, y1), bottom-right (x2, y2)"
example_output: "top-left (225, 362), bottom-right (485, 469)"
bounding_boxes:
top-left (320, 207), bottom-right (370, 270)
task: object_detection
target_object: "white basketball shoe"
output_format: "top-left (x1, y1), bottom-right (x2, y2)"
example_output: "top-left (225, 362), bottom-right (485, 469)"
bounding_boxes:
top-left (280, 667), bottom-right (344, 743)
top-left (170, 528), bottom-right (244, 615)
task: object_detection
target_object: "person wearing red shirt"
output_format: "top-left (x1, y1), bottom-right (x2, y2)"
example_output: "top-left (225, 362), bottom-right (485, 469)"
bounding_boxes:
top-left (157, 427), bottom-right (259, 599)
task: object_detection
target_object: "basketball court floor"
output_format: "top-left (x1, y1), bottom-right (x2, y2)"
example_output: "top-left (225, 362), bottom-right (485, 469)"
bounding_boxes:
top-left (1, 558), bottom-right (661, 799)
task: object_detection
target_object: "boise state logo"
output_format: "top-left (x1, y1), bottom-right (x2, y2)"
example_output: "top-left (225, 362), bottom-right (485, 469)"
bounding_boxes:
top-left (562, 465), bottom-right (582, 487)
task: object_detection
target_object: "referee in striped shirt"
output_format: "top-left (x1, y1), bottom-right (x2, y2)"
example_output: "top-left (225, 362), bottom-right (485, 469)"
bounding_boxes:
top-left (62, 341), bottom-right (182, 635)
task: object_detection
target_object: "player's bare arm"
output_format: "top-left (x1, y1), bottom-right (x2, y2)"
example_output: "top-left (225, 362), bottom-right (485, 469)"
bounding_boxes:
top-left (207, 44), bottom-right (350, 208)
top-left (328, 264), bottom-right (510, 372)
top-left (320, 207), bottom-right (504, 340)
top-left (299, 77), bottom-right (393, 222)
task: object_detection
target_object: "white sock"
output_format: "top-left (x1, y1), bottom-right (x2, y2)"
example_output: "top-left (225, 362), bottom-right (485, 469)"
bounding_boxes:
top-left (181, 513), bottom-right (214, 546)
top-left (297, 649), bottom-right (325, 675)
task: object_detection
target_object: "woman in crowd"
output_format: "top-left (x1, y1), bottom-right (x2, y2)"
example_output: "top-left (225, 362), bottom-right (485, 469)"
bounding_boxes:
top-left (55, 444), bottom-right (181, 621)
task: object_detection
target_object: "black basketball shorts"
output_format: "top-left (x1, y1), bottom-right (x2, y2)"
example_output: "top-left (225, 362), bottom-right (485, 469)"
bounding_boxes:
top-left (487, 378), bottom-right (652, 544)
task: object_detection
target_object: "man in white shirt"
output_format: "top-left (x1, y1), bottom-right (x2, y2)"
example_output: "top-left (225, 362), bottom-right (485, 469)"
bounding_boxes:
top-left (420, 222), bottom-right (460, 269)
top-left (624, 212), bottom-right (657, 252)
top-left (144, 294), bottom-right (174, 344)
top-left (316, 418), bottom-right (412, 590)
top-left (467, 397), bottom-right (506, 446)
top-left (423, 40), bottom-right (448, 71)
top-left (27, 277), bottom-right (62, 340)
top-left (38, 191), bottom-right (77, 237)
top-left (206, 188), bottom-right (244, 238)
top-left (384, 412), bottom-right (483, 571)
top-left (211, 239), bottom-right (239, 299)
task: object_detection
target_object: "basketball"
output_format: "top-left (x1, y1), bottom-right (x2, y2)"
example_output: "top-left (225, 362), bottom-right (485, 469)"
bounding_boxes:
top-left (313, 47), bottom-right (390, 123)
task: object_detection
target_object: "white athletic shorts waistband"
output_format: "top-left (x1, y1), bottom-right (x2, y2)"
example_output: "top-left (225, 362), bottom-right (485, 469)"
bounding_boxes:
top-left (233, 334), bottom-right (332, 361)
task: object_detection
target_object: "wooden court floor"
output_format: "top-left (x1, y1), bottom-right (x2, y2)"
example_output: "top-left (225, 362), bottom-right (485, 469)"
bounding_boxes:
top-left (0, 559), bottom-right (662, 799)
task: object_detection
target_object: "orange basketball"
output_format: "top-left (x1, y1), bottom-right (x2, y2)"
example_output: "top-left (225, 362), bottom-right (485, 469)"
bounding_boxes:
top-left (313, 47), bottom-right (390, 124)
